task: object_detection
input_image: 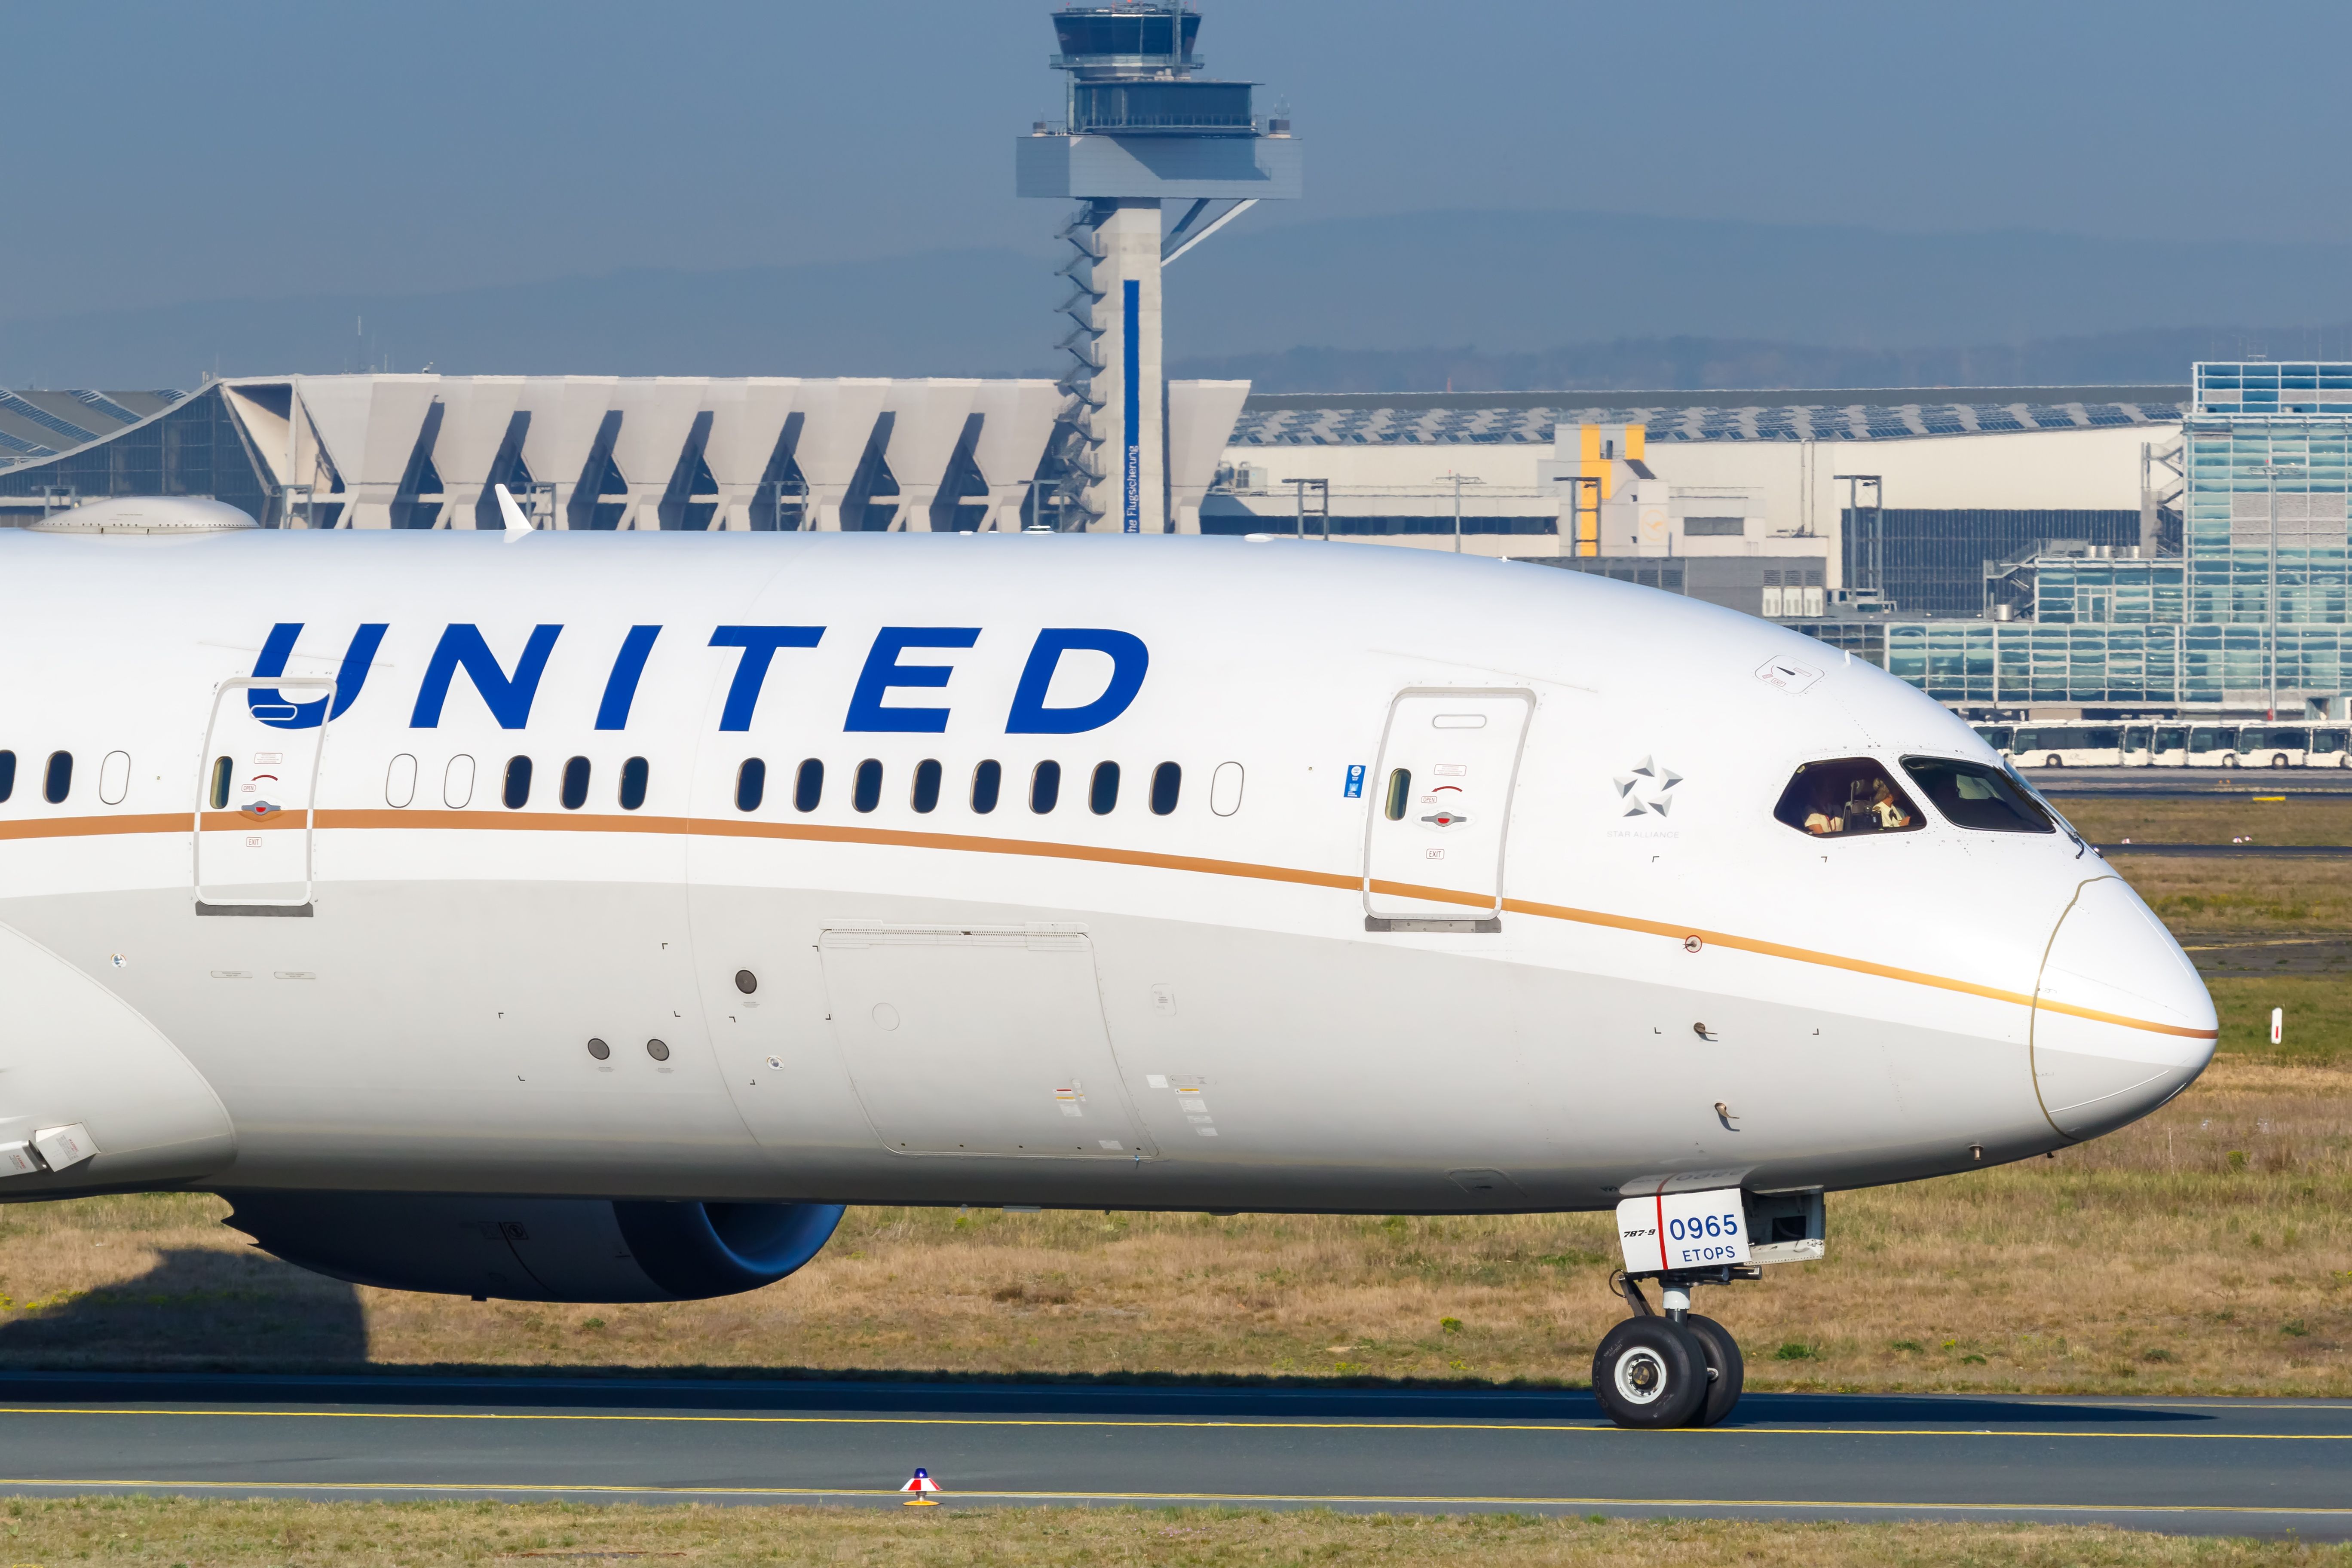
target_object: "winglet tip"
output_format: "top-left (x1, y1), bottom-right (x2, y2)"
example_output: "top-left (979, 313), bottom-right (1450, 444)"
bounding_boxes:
top-left (494, 484), bottom-right (533, 535)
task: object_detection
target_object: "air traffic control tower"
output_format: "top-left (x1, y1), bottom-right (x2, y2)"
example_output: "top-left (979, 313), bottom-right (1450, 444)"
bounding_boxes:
top-left (1018, 3), bottom-right (1301, 532)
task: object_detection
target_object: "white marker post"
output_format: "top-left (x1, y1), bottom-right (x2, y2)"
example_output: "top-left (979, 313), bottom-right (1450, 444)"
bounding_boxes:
top-left (2271, 1007), bottom-right (2284, 1046)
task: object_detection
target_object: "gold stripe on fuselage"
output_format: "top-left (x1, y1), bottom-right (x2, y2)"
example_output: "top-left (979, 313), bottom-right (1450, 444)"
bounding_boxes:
top-left (0, 808), bottom-right (2215, 1041)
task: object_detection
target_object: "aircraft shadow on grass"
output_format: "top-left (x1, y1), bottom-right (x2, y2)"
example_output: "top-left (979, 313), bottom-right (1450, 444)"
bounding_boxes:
top-left (0, 1250), bottom-right (2212, 1428)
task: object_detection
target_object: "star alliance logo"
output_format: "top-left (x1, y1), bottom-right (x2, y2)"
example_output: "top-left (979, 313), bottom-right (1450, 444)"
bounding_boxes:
top-left (1614, 756), bottom-right (1682, 817)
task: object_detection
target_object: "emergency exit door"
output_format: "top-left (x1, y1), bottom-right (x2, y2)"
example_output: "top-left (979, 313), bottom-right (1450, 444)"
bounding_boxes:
top-left (195, 677), bottom-right (331, 911)
top-left (1363, 689), bottom-right (1534, 929)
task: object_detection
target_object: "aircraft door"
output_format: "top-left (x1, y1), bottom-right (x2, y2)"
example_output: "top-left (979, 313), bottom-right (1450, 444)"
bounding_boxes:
top-left (195, 677), bottom-right (331, 910)
top-left (819, 925), bottom-right (1157, 1159)
top-left (1363, 688), bottom-right (1534, 928)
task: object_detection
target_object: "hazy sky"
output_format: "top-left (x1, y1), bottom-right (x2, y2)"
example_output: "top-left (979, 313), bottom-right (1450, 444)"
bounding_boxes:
top-left (8, 0), bottom-right (2349, 322)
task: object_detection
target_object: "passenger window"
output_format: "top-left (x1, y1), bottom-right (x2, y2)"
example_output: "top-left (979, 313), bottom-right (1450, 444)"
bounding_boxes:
top-left (503, 756), bottom-right (533, 809)
top-left (386, 753), bottom-right (417, 808)
top-left (971, 759), bottom-right (1001, 814)
top-left (1090, 761), bottom-right (1119, 815)
top-left (1210, 760), bottom-right (1244, 817)
top-left (619, 756), bottom-right (649, 811)
top-left (1900, 757), bottom-right (2055, 834)
top-left (0, 749), bottom-right (14, 802)
top-left (561, 756), bottom-right (590, 810)
top-left (794, 759), bottom-right (824, 812)
top-left (911, 758), bottom-right (942, 813)
top-left (1772, 758), bottom-right (1923, 838)
top-left (1032, 760), bottom-right (1061, 814)
top-left (209, 756), bottom-right (232, 811)
top-left (737, 758), bottom-right (766, 812)
top-left (1384, 768), bottom-right (1411, 821)
top-left (854, 759), bottom-right (882, 813)
top-left (44, 751), bottom-right (71, 804)
top-left (99, 751), bottom-right (131, 805)
top-left (1150, 761), bottom-right (1181, 815)
top-left (444, 754), bottom-right (475, 808)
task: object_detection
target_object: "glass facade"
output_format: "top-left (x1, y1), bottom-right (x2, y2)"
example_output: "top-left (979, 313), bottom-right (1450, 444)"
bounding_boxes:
top-left (1845, 508), bottom-right (2141, 618)
top-left (1878, 364), bottom-right (2352, 713)
top-left (0, 386), bottom-right (279, 524)
top-left (1072, 80), bottom-right (1254, 135)
top-left (2192, 362), bottom-right (2352, 416)
top-left (2032, 559), bottom-right (2184, 624)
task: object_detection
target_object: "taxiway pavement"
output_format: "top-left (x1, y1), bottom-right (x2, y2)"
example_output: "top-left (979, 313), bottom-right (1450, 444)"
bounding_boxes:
top-left (0, 1373), bottom-right (2345, 1538)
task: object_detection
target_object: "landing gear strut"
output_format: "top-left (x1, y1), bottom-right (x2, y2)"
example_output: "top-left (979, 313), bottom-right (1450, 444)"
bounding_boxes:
top-left (1593, 1269), bottom-right (1752, 1428)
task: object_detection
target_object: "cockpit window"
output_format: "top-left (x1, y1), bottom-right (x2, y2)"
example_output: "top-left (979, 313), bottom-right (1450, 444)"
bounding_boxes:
top-left (1773, 758), bottom-right (1923, 838)
top-left (1900, 756), bottom-right (2056, 834)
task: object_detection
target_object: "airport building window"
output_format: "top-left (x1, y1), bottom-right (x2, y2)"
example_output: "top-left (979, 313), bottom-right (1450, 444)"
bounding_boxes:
top-left (737, 758), bottom-right (766, 812)
top-left (971, 759), bottom-right (1002, 814)
top-left (619, 756), bottom-right (649, 811)
top-left (911, 758), bottom-right (942, 813)
top-left (854, 759), bottom-right (883, 813)
top-left (794, 759), bottom-right (824, 813)
top-left (1032, 760), bottom-right (1062, 814)
top-left (0, 750), bottom-right (14, 803)
top-left (1899, 758), bottom-right (2054, 834)
top-left (1773, 758), bottom-right (1922, 838)
top-left (43, 751), bottom-right (70, 804)
top-left (1150, 761), bottom-right (1181, 815)
top-left (503, 756), bottom-right (533, 809)
top-left (561, 756), bottom-right (591, 810)
top-left (1090, 761), bottom-right (1119, 815)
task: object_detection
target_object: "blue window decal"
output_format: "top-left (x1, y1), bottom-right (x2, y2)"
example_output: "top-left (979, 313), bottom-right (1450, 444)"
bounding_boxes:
top-left (710, 626), bottom-right (826, 732)
top-left (248, 622), bottom-right (389, 730)
top-left (409, 624), bottom-right (563, 730)
top-left (1344, 763), bottom-right (1366, 799)
top-left (1006, 629), bottom-right (1149, 735)
top-left (845, 627), bottom-right (980, 734)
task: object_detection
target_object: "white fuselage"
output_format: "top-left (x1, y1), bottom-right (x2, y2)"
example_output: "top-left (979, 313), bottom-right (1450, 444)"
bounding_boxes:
top-left (0, 528), bottom-right (2214, 1213)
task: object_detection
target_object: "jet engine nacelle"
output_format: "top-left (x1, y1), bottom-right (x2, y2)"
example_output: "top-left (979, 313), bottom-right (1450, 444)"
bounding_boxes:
top-left (223, 1192), bottom-right (844, 1303)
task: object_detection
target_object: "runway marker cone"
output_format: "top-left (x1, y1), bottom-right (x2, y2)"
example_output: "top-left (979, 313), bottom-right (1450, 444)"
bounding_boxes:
top-left (900, 1466), bottom-right (941, 1506)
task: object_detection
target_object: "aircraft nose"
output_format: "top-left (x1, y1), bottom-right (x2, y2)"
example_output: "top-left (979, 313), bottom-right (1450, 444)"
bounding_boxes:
top-left (2031, 875), bottom-right (2217, 1140)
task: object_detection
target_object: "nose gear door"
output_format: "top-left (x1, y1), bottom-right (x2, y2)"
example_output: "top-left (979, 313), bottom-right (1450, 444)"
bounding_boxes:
top-left (195, 677), bottom-right (331, 912)
top-left (1363, 688), bottom-right (1534, 930)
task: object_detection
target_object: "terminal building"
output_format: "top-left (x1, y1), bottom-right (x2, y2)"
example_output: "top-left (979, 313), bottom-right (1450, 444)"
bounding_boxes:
top-left (4, 363), bottom-right (2344, 719)
top-left (1210, 367), bottom-right (2352, 722)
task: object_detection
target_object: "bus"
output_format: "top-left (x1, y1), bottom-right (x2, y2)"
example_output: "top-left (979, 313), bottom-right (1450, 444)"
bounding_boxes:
top-left (2312, 727), bottom-right (2352, 767)
top-left (2183, 726), bottom-right (2243, 766)
top-left (2234, 726), bottom-right (2310, 769)
top-left (2008, 725), bottom-right (2125, 767)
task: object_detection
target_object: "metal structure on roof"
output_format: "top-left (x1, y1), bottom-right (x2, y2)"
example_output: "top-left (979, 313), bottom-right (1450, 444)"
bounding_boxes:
top-left (1231, 398), bottom-right (2187, 448)
top-left (0, 388), bottom-right (184, 464)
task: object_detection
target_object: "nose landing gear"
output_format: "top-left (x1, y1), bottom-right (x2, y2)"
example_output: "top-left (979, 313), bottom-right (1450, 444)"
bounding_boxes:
top-left (1593, 1270), bottom-right (1752, 1428)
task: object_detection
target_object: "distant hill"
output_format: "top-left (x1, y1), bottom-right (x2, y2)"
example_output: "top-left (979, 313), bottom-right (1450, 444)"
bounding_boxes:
top-left (8, 208), bottom-right (2352, 387)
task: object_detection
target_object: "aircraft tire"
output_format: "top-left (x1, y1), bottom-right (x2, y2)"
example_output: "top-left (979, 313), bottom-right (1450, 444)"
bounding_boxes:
top-left (1681, 1314), bottom-right (1746, 1426)
top-left (1592, 1317), bottom-right (1707, 1429)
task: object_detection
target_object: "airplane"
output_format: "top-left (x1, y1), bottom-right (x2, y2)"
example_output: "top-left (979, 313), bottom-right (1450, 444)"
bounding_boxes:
top-left (0, 489), bottom-right (2214, 1427)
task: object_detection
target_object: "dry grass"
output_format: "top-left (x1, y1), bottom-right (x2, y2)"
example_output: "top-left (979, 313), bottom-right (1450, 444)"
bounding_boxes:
top-left (2061, 796), bottom-right (2352, 848)
top-left (0, 1060), bottom-right (2343, 1395)
top-left (0, 1496), bottom-right (2340, 1567)
top-left (2104, 855), bottom-right (2352, 937)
